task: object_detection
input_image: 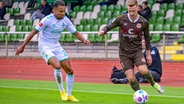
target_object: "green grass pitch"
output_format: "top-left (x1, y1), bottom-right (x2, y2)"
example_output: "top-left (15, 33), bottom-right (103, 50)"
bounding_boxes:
top-left (0, 79), bottom-right (184, 104)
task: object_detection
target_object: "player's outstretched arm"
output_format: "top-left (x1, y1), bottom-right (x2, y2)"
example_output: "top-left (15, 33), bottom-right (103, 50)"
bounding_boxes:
top-left (74, 32), bottom-right (90, 45)
top-left (15, 29), bottom-right (38, 56)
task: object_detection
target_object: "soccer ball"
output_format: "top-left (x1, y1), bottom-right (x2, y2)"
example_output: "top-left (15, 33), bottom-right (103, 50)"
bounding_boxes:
top-left (133, 90), bottom-right (148, 104)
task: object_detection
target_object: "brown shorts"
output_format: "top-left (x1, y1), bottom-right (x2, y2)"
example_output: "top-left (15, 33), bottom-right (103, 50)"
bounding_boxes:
top-left (119, 50), bottom-right (146, 71)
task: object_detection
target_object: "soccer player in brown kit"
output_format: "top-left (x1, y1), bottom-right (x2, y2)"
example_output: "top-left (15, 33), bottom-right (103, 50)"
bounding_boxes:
top-left (98, 0), bottom-right (164, 94)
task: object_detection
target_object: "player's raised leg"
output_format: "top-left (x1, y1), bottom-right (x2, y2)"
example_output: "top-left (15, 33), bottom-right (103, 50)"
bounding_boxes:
top-left (138, 65), bottom-right (164, 94)
top-left (60, 59), bottom-right (79, 102)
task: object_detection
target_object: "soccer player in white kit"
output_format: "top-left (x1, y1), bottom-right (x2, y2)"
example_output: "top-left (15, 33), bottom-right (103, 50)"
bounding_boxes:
top-left (15, 0), bottom-right (90, 102)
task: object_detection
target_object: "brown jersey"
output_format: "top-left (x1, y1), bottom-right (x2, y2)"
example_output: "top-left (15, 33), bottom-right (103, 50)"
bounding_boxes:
top-left (102, 14), bottom-right (151, 53)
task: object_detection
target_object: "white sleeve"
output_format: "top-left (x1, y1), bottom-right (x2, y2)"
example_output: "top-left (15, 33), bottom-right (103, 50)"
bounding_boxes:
top-left (35, 18), bottom-right (48, 32)
top-left (65, 18), bottom-right (77, 34)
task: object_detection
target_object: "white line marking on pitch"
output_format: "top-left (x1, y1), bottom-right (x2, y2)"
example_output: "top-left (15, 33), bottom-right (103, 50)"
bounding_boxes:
top-left (0, 85), bottom-right (184, 99)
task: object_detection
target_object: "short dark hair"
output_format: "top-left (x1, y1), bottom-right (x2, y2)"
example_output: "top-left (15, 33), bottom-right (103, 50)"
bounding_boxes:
top-left (53, 0), bottom-right (65, 8)
top-left (142, 1), bottom-right (148, 5)
top-left (138, 5), bottom-right (142, 9)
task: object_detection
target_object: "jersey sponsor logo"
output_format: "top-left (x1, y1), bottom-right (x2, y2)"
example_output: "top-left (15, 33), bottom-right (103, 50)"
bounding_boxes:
top-left (128, 28), bottom-right (134, 34)
top-left (51, 30), bottom-right (62, 34)
top-left (137, 23), bottom-right (142, 28)
top-left (39, 23), bottom-right (43, 27)
top-left (122, 34), bottom-right (138, 38)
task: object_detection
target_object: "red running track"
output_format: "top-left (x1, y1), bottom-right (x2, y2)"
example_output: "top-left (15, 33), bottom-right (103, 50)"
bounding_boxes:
top-left (0, 58), bottom-right (184, 87)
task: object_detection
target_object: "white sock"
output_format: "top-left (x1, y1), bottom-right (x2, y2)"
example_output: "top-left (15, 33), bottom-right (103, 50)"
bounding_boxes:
top-left (54, 69), bottom-right (65, 92)
top-left (66, 74), bottom-right (74, 96)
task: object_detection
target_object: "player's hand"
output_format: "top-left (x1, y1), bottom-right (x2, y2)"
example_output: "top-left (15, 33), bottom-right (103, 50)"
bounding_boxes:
top-left (146, 54), bottom-right (152, 65)
top-left (98, 31), bottom-right (104, 36)
top-left (15, 45), bottom-right (25, 56)
top-left (83, 39), bottom-right (90, 45)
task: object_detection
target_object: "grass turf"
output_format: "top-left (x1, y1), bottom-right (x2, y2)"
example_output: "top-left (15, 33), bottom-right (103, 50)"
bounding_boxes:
top-left (0, 79), bottom-right (184, 104)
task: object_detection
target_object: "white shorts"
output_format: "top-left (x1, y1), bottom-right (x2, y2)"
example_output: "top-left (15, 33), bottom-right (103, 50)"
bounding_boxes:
top-left (39, 43), bottom-right (68, 64)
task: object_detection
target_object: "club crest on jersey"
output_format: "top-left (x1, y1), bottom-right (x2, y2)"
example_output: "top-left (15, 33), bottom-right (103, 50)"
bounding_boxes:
top-left (39, 23), bottom-right (43, 27)
top-left (52, 24), bottom-right (56, 27)
top-left (136, 23), bottom-right (141, 28)
top-left (62, 23), bottom-right (66, 28)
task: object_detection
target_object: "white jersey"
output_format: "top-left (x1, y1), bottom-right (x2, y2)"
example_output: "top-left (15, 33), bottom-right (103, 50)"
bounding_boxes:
top-left (35, 13), bottom-right (77, 46)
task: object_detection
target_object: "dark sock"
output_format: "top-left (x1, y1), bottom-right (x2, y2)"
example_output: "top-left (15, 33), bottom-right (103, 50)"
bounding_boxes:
top-left (144, 71), bottom-right (155, 86)
top-left (130, 80), bottom-right (140, 91)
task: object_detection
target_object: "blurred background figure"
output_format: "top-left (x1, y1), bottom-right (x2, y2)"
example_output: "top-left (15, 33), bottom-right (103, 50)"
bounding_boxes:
top-left (137, 5), bottom-right (143, 15)
top-left (135, 39), bottom-right (162, 83)
top-left (98, 0), bottom-right (118, 6)
top-left (156, 0), bottom-right (163, 4)
top-left (2, 0), bottom-right (13, 8)
top-left (140, 1), bottom-right (152, 21)
top-left (31, 0), bottom-right (52, 20)
top-left (0, 1), bottom-right (6, 20)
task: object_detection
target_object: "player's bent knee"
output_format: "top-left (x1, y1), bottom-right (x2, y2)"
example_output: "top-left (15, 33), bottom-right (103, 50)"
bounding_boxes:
top-left (138, 65), bottom-right (148, 74)
top-left (139, 69), bottom-right (148, 75)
